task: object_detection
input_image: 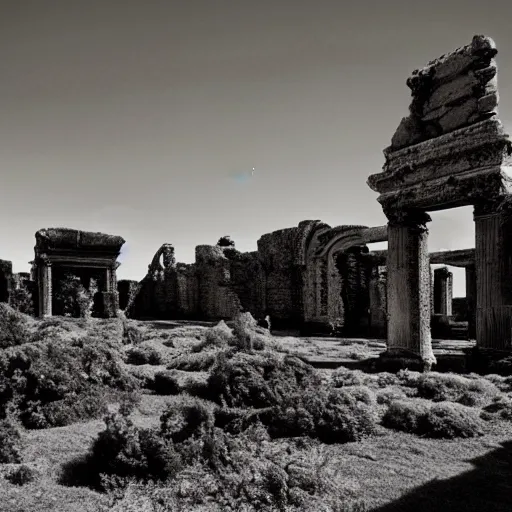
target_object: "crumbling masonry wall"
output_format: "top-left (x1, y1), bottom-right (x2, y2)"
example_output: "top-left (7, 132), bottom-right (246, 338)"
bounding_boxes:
top-left (0, 259), bottom-right (13, 303)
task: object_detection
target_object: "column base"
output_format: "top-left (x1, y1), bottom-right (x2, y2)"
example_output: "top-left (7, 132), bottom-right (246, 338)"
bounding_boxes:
top-left (376, 349), bottom-right (436, 373)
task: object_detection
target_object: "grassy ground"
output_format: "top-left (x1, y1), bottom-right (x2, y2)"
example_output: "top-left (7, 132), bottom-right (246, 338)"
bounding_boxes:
top-left (0, 318), bottom-right (511, 511)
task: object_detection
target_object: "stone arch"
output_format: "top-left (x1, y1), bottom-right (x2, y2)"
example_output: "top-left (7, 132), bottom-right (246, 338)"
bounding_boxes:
top-left (148, 244), bottom-right (176, 277)
top-left (306, 225), bottom-right (388, 333)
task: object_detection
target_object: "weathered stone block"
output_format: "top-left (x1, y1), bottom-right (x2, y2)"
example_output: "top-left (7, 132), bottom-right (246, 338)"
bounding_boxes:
top-left (437, 97), bottom-right (478, 133)
top-left (425, 72), bottom-right (478, 113)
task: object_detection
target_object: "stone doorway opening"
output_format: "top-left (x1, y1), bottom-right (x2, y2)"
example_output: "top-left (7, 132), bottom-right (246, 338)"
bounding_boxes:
top-left (428, 206), bottom-right (475, 341)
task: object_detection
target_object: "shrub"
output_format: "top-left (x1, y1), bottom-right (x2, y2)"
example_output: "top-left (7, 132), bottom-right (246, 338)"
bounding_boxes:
top-left (206, 351), bottom-right (320, 409)
top-left (375, 372), bottom-right (400, 388)
top-left (0, 329), bottom-right (138, 428)
top-left (25, 388), bottom-right (109, 429)
top-left (383, 399), bottom-right (485, 439)
top-left (481, 395), bottom-right (512, 421)
top-left (89, 412), bottom-right (183, 487)
top-left (167, 351), bottom-right (218, 372)
top-left (0, 420), bottom-right (23, 463)
top-left (126, 345), bottom-right (163, 366)
top-left (153, 370), bottom-right (181, 395)
top-left (229, 312), bottom-right (273, 352)
top-left (192, 320), bottom-right (233, 353)
top-left (9, 288), bottom-right (34, 316)
top-left (396, 369), bottom-right (422, 389)
top-left (0, 303), bottom-right (31, 349)
top-left (5, 465), bottom-right (37, 486)
top-left (416, 372), bottom-right (498, 406)
top-left (419, 402), bottom-right (485, 439)
top-left (53, 273), bottom-right (94, 318)
top-left (376, 387), bottom-right (407, 405)
top-left (315, 388), bottom-right (377, 444)
top-left (381, 400), bottom-right (431, 434)
top-left (331, 367), bottom-right (366, 388)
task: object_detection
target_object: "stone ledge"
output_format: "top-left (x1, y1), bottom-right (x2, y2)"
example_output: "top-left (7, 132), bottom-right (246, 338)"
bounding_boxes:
top-left (376, 165), bottom-right (512, 212)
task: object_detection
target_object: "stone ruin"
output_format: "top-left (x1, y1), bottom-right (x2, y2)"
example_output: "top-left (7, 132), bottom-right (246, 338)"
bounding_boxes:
top-left (122, 221), bottom-right (475, 342)
top-left (368, 35), bottom-right (512, 368)
top-left (30, 228), bottom-right (125, 318)
top-left (2, 35), bottom-right (511, 370)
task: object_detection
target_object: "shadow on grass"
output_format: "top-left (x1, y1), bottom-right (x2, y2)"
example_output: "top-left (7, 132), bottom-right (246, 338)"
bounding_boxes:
top-left (371, 440), bottom-right (512, 512)
top-left (59, 454), bottom-right (102, 491)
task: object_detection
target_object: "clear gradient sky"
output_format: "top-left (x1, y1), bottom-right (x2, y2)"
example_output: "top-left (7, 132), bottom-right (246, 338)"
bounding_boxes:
top-left (2, 1), bottom-right (512, 297)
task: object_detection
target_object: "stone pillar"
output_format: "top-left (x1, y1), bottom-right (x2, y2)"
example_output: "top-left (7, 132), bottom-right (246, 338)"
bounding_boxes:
top-left (430, 267), bottom-right (435, 315)
top-left (465, 264), bottom-right (477, 339)
top-left (383, 210), bottom-right (435, 369)
top-left (38, 260), bottom-right (53, 317)
top-left (369, 264), bottom-right (387, 338)
top-left (433, 266), bottom-right (453, 316)
top-left (474, 199), bottom-right (512, 351)
top-left (105, 267), bottom-right (111, 292)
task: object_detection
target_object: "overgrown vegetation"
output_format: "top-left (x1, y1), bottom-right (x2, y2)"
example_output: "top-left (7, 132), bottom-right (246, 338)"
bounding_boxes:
top-left (2, 308), bottom-right (512, 511)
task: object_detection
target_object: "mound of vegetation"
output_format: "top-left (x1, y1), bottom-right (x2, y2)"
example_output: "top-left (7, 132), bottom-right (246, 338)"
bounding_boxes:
top-left (414, 372), bottom-right (499, 406)
top-left (74, 397), bottom-right (369, 512)
top-left (0, 303), bottom-right (32, 349)
top-left (0, 316), bottom-right (139, 429)
top-left (382, 399), bottom-right (485, 439)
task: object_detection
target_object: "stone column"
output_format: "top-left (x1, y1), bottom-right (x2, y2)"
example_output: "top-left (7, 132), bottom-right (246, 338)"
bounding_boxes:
top-left (105, 267), bottom-right (111, 292)
top-left (38, 260), bottom-right (53, 317)
top-left (368, 264), bottom-right (387, 338)
top-left (383, 210), bottom-right (435, 369)
top-left (474, 199), bottom-right (512, 351)
top-left (111, 263), bottom-right (119, 312)
top-left (433, 266), bottom-right (453, 316)
top-left (465, 264), bottom-right (477, 339)
top-left (430, 267), bottom-right (435, 315)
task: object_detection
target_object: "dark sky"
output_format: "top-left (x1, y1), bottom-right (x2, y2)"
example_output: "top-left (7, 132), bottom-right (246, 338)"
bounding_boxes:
top-left (1, 0), bottom-right (512, 296)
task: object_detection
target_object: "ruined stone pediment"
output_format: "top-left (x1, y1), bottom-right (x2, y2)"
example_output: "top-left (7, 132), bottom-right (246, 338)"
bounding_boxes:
top-left (35, 228), bottom-right (125, 254)
top-left (367, 35), bottom-right (512, 213)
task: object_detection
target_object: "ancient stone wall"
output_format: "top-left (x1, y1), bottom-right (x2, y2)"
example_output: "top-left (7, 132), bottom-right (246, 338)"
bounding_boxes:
top-left (195, 245), bottom-right (241, 319)
top-left (223, 249), bottom-right (266, 318)
top-left (0, 259), bottom-right (13, 303)
top-left (117, 279), bottom-right (139, 311)
top-left (174, 263), bottom-right (199, 317)
top-left (257, 227), bottom-right (304, 326)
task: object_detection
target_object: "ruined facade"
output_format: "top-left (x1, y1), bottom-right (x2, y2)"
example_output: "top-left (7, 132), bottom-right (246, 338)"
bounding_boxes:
top-left (32, 228), bottom-right (124, 318)
top-left (125, 220), bottom-right (474, 341)
top-left (368, 35), bottom-right (512, 367)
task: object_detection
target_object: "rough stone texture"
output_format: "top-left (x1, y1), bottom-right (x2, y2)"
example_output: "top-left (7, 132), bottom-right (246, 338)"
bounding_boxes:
top-left (0, 259), bottom-right (13, 303)
top-left (196, 245), bottom-right (241, 319)
top-left (127, 244), bottom-right (200, 320)
top-left (390, 35), bottom-right (500, 151)
top-left (117, 279), bottom-right (139, 311)
top-left (368, 35), bottom-right (512, 359)
top-left (465, 264), bottom-right (477, 338)
top-left (257, 227), bottom-right (304, 327)
top-left (33, 228), bottom-right (124, 318)
top-left (223, 249), bottom-right (266, 319)
top-left (386, 210), bottom-right (436, 367)
top-left (474, 198), bottom-right (512, 350)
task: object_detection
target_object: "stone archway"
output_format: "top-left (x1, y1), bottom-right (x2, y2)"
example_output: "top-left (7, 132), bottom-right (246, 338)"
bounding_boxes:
top-left (302, 225), bottom-right (388, 335)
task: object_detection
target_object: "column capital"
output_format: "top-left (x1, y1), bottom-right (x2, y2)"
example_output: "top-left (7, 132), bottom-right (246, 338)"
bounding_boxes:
top-left (474, 195), bottom-right (512, 219)
top-left (434, 266), bottom-right (452, 279)
top-left (385, 209), bottom-right (431, 230)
